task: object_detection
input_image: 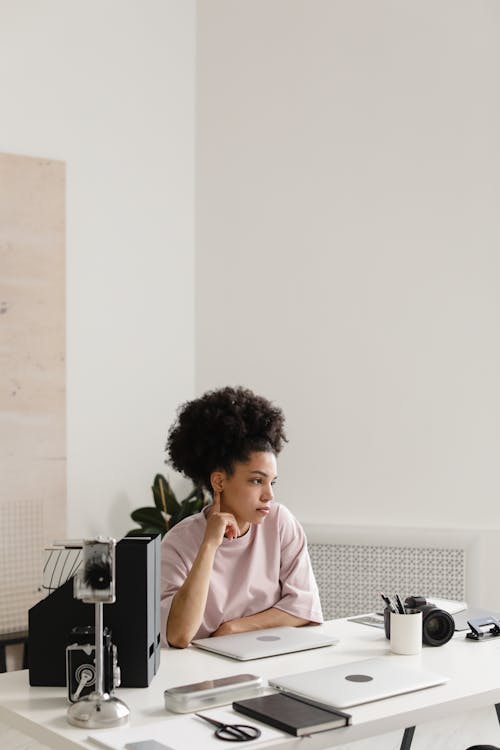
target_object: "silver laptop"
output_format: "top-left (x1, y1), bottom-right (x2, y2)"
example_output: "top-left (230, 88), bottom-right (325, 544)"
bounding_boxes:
top-left (191, 626), bottom-right (339, 661)
top-left (269, 657), bottom-right (449, 708)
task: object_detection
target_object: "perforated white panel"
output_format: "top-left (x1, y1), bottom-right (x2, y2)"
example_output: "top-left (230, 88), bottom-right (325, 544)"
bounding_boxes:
top-left (0, 501), bottom-right (45, 632)
top-left (309, 543), bottom-right (466, 619)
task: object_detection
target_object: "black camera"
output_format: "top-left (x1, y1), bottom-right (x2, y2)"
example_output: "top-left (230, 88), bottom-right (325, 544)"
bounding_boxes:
top-left (66, 626), bottom-right (120, 703)
top-left (384, 596), bottom-right (455, 646)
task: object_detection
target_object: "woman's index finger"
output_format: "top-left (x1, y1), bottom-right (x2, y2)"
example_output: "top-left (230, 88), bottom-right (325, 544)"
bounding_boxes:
top-left (212, 489), bottom-right (221, 512)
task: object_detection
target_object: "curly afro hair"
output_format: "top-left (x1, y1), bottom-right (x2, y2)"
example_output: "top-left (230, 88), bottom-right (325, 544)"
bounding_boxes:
top-left (166, 386), bottom-right (287, 491)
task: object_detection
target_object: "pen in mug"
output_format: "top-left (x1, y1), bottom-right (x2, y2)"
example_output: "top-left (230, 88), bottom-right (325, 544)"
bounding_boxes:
top-left (395, 593), bottom-right (406, 614)
top-left (379, 592), bottom-right (395, 612)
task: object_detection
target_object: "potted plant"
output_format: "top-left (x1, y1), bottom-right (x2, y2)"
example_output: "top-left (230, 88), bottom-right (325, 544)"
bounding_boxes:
top-left (127, 474), bottom-right (207, 538)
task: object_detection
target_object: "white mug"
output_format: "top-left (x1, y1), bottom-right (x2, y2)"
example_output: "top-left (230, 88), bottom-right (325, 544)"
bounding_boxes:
top-left (390, 611), bottom-right (422, 655)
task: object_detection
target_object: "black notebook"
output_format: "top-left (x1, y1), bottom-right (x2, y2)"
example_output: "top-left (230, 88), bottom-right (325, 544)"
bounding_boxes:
top-left (233, 692), bottom-right (351, 736)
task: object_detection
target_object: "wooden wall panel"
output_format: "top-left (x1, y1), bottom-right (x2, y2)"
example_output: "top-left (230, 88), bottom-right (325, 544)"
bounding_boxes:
top-left (0, 153), bottom-right (65, 632)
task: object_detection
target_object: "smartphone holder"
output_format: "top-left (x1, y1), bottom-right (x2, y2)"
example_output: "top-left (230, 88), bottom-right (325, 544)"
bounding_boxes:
top-left (465, 616), bottom-right (500, 642)
top-left (67, 538), bottom-right (130, 729)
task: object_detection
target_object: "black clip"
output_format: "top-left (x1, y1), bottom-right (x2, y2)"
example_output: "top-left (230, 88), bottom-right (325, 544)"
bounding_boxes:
top-left (466, 616), bottom-right (500, 641)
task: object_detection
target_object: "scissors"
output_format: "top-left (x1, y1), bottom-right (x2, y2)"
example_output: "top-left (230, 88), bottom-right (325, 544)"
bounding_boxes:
top-left (195, 713), bottom-right (262, 742)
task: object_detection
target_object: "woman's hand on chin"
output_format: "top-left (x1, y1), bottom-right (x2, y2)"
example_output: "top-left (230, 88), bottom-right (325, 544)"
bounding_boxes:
top-left (205, 489), bottom-right (241, 545)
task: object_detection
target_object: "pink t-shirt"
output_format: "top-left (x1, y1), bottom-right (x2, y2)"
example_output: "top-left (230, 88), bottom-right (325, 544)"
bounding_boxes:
top-left (160, 502), bottom-right (323, 645)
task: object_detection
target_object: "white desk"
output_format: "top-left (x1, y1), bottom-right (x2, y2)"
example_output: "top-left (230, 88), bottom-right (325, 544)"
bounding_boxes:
top-left (1, 618), bottom-right (500, 750)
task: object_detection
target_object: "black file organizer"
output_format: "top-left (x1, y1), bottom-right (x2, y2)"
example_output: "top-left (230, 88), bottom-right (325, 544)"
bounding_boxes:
top-left (28, 534), bottom-right (161, 688)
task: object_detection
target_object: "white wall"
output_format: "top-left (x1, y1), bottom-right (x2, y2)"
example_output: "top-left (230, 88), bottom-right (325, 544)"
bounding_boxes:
top-left (0, 0), bottom-right (196, 538)
top-left (196, 1), bottom-right (500, 534)
top-left (2, 0), bottom-right (499, 586)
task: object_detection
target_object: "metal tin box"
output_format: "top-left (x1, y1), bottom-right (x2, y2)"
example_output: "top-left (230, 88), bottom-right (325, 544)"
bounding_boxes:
top-left (164, 673), bottom-right (264, 713)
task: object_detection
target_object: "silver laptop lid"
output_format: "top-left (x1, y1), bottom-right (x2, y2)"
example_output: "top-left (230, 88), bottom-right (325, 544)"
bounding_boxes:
top-left (269, 657), bottom-right (449, 708)
top-left (192, 626), bottom-right (339, 661)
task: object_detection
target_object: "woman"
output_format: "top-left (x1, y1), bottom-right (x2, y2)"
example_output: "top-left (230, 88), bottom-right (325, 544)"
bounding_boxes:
top-left (160, 386), bottom-right (323, 648)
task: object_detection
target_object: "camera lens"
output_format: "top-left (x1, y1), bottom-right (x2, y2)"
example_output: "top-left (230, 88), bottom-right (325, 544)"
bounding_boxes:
top-left (84, 559), bottom-right (112, 590)
top-left (422, 609), bottom-right (454, 646)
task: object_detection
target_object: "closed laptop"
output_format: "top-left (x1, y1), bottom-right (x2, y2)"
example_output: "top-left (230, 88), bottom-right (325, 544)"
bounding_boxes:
top-left (269, 657), bottom-right (449, 708)
top-left (192, 626), bottom-right (339, 661)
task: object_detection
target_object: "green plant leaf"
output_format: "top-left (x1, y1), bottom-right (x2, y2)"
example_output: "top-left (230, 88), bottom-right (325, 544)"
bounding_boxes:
top-left (194, 495), bottom-right (205, 512)
top-left (174, 497), bottom-right (200, 524)
top-left (130, 475), bottom-right (207, 536)
top-left (131, 506), bottom-right (166, 528)
top-left (182, 483), bottom-right (206, 504)
top-left (181, 486), bottom-right (197, 502)
top-left (152, 474), bottom-right (180, 516)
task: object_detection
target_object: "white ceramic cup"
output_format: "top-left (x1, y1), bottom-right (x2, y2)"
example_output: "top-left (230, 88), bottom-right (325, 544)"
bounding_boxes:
top-left (390, 611), bottom-right (422, 655)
